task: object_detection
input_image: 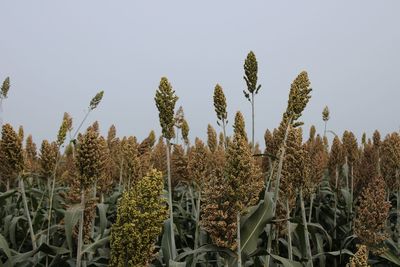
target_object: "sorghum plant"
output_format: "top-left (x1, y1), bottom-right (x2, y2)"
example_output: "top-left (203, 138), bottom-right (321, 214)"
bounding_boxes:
top-left (243, 51), bottom-right (261, 150)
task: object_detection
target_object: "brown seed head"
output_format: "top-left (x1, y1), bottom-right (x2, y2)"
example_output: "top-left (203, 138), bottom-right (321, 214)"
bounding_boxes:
top-left (0, 124), bottom-right (24, 184)
top-left (348, 245), bottom-right (370, 267)
top-left (207, 124), bottom-right (217, 153)
top-left (354, 175), bottom-right (390, 254)
top-left (380, 132), bottom-right (400, 187)
top-left (75, 128), bottom-right (102, 189)
top-left (39, 140), bottom-right (58, 178)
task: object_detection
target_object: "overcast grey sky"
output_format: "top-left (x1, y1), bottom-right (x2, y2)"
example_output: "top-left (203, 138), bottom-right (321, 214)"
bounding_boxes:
top-left (1, 1), bottom-right (399, 146)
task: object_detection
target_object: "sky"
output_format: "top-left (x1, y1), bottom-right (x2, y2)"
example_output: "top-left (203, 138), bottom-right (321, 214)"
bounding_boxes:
top-left (1, 1), bottom-right (399, 147)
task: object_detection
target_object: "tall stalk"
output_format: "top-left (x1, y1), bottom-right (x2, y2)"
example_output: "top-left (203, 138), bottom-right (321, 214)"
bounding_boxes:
top-left (191, 188), bottom-right (201, 267)
top-left (333, 166), bottom-right (339, 267)
top-left (286, 199), bottom-right (293, 261)
top-left (76, 189), bottom-right (85, 267)
top-left (166, 140), bottom-right (177, 259)
top-left (300, 188), bottom-right (313, 267)
top-left (396, 169), bottom-right (400, 248)
top-left (251, 93), bottom-right (255, 151)
top-left (237, 213), bottom-right (242, 267)
top-left (243, 51), bottom-right (261, 151)
top-left (46, 157), bottom-right (61, 248)
top-left (19, 177), bottom-right (37, 250)
top-left (265, 120), bottom-right (291, 267)
top-left (308, 193), bottom-right (315, 223)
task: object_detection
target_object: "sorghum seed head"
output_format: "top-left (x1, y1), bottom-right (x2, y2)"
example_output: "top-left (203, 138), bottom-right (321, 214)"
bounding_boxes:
top-left (155, 77), bottom-right (178, 140)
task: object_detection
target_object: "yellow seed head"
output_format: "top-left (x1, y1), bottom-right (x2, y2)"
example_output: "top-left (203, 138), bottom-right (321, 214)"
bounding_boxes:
top-left (110, 169), bottom-right (167, 267)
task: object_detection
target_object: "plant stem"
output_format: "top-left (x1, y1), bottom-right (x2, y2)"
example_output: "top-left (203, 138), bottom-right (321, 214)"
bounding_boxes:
top-left (222, 119), bottom-right (227, 149)
top-left (76, 189), bottom-right (85, 267)
top-left (72, 109), bottom-right (90, 139)
top-left (300, 188), bottom-right (313, 267)
top-left (333, 166), bottom-right (338, 267)
top-left (350, 165), bottom-right (354, 230)
top-left (20, 177), bottom-right (37, 250)
top-left (265, 119), bottom-right (292, 267)
top-left (251, 92), bottom-right (255, 152)
top-left (118, 159), bottom-right (124, 192)
top-left (192, 187), bottom-right (201, 267)
top-left (397, 169), bottom-right (400, 248)
top-left (286, 198), bottom-right (293, 261)
top-left (166, 139), bottom-right (177, 259)
top-left (46, 157), bottom-right (60, 246)
top-left (237, 213), bottom-right (242, 267)
top-left (308, 193), bottom-right (314, 223)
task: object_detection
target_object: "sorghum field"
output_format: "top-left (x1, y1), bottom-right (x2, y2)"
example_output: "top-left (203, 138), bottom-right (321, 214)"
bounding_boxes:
top-left (0, 53), bottom-right (399, 267)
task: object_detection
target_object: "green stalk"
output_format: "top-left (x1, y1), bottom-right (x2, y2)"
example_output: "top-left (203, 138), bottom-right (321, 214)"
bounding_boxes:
top-left (350, 164), bottom-right (354, 230)
top-left (286, 198), bottom-right (293, 261)
top-left (222, 119), bottom-right (227, 149)
top-left (300, 188), bottom-right (313, 267)
top-left (118, 159), bottom-right (124, 192)
top-left (46, 156), bottom-right (61, 246)
top-left (397, 169), bottom-right (400, 248)
top-left (333, 166), bottom-right (338, 267)
top-left (251, 92), bottom-right (255, 152)
top-left (166, 139), bottom-right (177, 259)
top-left (192, 187), bottom-right (201, 267)
top-left (308, 193), bottom-right (314, 223)
top-left (265, 119), bottom-right (291, 267)
top-left (20, 177), bottom-right (37, 250)
top-left (237, 213), bottom-right (242, 267)
top-left (76, 189), bottom-right (85, 267)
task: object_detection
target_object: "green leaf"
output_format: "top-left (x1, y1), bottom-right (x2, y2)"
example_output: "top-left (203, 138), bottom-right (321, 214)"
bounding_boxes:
top-left (313, 249), bottom-right (354, 259)
top-left (0, 233), bottom-right (13, 267)
top-left (82, 236), bottom-right (109, 254)
top-left (96, 203), bottom-right (108, 237)
top-left (380, 249), bottom-right (400, 265)
top-left (241, 192), bottom-right (274, 256)
top-left (269, 254), bottom-right (303, 267)
top-left (169, 260), bottom-right (186, 267)
top-left (64, 204), bottom-right (81, 256)
top-left (161, 219), bottom-right (177, 265)
top-left (174, 244), bottom-right (236, 262)
top-left (9, 216), bottom-right (26, 249)
top-left (0, 190), bottom-right (17, 202)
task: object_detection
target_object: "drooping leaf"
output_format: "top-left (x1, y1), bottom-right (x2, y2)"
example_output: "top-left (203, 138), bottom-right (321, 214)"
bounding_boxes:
top-left (241, 192), bottom-right (274, 256)
top-left (64, 204), bottom-right (81, 256)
